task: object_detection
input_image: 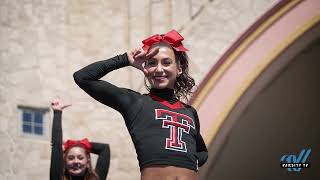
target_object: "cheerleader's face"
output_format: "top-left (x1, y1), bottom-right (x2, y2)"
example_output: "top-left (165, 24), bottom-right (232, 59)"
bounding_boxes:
top-left (144, 45), bottom-right (182, 89)
top-left (65, 147), bottom-right (89, 176)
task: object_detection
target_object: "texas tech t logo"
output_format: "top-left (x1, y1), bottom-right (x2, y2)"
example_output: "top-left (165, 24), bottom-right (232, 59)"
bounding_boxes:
top-left (155, 109), bottom-right (195, 152)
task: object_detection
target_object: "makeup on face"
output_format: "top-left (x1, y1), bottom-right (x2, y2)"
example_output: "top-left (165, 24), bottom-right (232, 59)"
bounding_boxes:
top-left (144, 46), bottom-right (181, 89)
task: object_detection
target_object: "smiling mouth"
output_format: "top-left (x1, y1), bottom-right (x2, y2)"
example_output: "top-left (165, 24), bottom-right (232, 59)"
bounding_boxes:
top-left (68, 163), bottom-right (83, 170)
top-left (153, 76), bottom-right (167, 80)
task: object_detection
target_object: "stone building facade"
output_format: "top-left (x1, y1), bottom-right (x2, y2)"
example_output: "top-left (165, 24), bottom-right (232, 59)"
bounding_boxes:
top-left (0, 0), bottom-right (277, 179)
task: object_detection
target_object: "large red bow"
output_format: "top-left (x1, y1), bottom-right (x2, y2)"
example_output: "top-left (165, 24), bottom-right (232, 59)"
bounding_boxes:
top-left (142, 29), bottom-right (188, 52)
top-left (63, 138), bottom-right (92, 152)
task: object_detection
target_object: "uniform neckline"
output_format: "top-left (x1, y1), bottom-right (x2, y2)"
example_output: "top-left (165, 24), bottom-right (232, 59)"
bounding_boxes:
top-left (149, 88), bottom-right (184, 109)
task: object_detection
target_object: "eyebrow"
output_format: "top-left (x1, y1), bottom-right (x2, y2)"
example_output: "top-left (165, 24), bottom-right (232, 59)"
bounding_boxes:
top-left (148, 57), bottom-right (174, 62)
top-left (162, 58), bottom-right (173, 61)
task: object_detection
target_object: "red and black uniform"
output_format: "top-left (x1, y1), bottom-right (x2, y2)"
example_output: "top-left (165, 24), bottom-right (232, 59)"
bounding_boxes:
top-left (50, 110), bottom-right (110, 180)
top-left (73, 53), bottom-right (208, 171)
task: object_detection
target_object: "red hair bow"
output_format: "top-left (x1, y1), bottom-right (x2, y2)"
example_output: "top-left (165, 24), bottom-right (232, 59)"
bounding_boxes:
top-left (142, 29), bottom-right (188, 52)
top-left (63, 138), bottom-right (92, 152)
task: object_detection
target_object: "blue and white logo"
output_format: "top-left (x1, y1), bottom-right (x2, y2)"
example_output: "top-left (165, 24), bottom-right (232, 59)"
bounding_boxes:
top-left (280, 148), bottom-right (311, 172)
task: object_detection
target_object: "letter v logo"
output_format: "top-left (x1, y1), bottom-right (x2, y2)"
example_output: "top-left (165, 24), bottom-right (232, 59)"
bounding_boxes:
top-left (280, 148), bottom-right (311, 172)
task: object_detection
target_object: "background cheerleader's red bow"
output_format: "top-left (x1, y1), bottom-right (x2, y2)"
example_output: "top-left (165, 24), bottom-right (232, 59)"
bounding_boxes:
top-left (64, 138), bottom-right (92, 152)
top-left (142, 29), bottom-right (188, 52)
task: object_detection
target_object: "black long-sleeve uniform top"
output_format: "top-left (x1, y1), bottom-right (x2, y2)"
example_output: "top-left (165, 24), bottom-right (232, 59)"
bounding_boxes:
top-left (73, 53), bottom-right (208, 171)
top-left (50, 110), bottom-right (110, 180)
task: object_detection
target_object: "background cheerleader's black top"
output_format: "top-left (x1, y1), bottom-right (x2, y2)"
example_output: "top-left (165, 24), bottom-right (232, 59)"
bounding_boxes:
top-left (50, 110), bottom-right (110, 180)
top-left (73, 53), bottom-right (208, 171)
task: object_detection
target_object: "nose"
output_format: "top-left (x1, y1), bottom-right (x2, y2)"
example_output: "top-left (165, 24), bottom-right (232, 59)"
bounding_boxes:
top-left (74, 158), bottom-right (81, 163)
top-left (155, 64), bottom-right (164, 73)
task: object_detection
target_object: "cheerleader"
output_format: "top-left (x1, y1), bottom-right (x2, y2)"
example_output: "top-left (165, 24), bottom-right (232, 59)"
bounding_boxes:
top-left (50, 98), bottom-right (110, 180)
top-left (74, 29), bottom-right (207, 180)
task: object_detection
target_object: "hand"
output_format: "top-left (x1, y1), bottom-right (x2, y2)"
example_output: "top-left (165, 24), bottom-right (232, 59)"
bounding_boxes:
top-left (127, 47), bottom-right (159, 74)
top-left (51, 98), bottom-right (72, 111)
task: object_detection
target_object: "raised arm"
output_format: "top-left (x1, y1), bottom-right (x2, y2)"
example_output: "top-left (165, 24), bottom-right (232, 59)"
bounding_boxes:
top-left (50, 110), bottom-right (63, 180)
top-left (49, 99), bottom-right (71, 180)
top-left (90, 142), bottom-right (111, 180)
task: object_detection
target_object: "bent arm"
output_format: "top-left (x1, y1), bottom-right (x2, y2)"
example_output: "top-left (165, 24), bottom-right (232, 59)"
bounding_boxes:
top-left (73, 53), bottom-right (140, 120)
top-left (91, 142), bottom-right (111, 180)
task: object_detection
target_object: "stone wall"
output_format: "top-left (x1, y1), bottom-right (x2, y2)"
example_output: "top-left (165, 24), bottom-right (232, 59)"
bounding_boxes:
top-left (0, 0), bottom-right (277, 179)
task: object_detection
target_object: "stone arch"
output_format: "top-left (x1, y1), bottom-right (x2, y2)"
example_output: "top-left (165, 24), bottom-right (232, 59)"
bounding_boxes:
top-left (190, 0), bottom-right (320, 179)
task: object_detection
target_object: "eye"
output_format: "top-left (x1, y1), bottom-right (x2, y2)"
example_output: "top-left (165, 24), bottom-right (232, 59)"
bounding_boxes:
top-left (77, 156), bottom-right (84, 160)
top-left (163, 59), bottom-right (173, 66)
top-left (67, 155), bottom-right (75, 160)
top-left (146, 59), bottom-right (157, 66)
